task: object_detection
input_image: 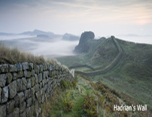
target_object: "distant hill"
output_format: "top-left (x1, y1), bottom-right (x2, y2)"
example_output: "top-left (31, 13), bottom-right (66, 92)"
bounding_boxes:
top-left (0, 29), bottom-right (62, 39)
top-left (0, 32), bottom-right (15, 36)
top-left (62, 33), bottom-right (79, 41)
top-left (20, 29), bottom-right (54, 35)
top-left (20, 29), bottom-right (63, 38)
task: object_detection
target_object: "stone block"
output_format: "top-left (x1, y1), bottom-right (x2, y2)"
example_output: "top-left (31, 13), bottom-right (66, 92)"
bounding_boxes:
top-left (31, 86), bottom-right (35, 95)
top-left (0, 64), bottom-right (8, 73)
top-left (32, 95), bottom-right (36, 104)
top-left (27, 78), bottom-right (31, 89)
top-left (22, 78), bottom-right (27, 91)
top-left (34, 65), bottom-right (39, 74)
top-left (20, 111), bottom-right (26, 117)
top-left (7, 100), bottom-right (15, 114)
top-left (41, 95), bottom-right (45, 103)
top-left (0, 88), bottom-right (1, 101)
top-left (6, 73), bottom-right (13, 84)
top-left (35, 74), bottom-right (38, 84)
top-left (26, 107), bottom-right (32, 117)
top-left (35, 91), bottom-right (41, 100)
top-left (1, 86), bottom-right (8, 103)
top-left (24, 70), bottom-right (31, 78)
top-left (19, 101), bottom-right (26, 113)
top-left (39, 65), bottom-right (43, 72)
top-left (0, 74), bottom-right (6, 87)
top-left (18, 71), bottom-right (23, 78)
top-left (38, 73), bottom-right (42, 83)
top-left (34, 84), bottom-right (39, 92)
top-left (29, 63), bottom-right (33, 70)
top-left (9, 65), bottom-right (17, 72)
top-left (48, 71), bottom-right (52, 77)
top-left (13, 108), bottom-right (19, 117)
top-left (31, 70), bottom-right (35, 76)
top-left (12, 73), bottom-right (18, 80)
top-left (42, 79), bottom-right (45, 87)
top-left (8, 81), bottom-right (17, 99)
top-left (31, 77), bottom-right (35, 87)
top-left (24, 89), bottom-right (32, 99)
top-left (26, 98), bottom-right (32, 107)
top-left (22, 62), bottom-right (29, 70)
top-left (0, 105), bottom-right (6, 117)
top-left (42, 72), bottom-right (45, 79)
top-left (14, 95), bottom-right (19, 107)
top-left (7, 113), bottom-right (13, 117)
top-left (39, 82), bottom-right (42, 89)
top-left (18, 92), bottom-right (24, 104)
top-left (15, 63), bottom-right (22, 71)
top-left (17, 79), bottom-right (23, 92)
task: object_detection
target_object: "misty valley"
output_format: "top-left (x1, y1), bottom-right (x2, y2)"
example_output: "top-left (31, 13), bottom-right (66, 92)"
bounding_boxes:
top-left (0, 30), bottom-right (79, 58)
top-left (0, 0), bottom-right (152, 116)
top-left (0, 30), bottom-right (152, 117)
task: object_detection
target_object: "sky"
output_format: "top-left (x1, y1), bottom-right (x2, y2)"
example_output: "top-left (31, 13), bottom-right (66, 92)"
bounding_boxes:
top-left (0, 0), bottom-right (152, 38)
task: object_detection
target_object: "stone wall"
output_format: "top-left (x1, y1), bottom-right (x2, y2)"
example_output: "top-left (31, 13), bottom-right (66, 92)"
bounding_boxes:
top-left (0, 62), bottom-right (74, 117)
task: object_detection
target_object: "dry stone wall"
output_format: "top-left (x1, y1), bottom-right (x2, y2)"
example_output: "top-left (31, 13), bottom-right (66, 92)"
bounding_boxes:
top-left (0, 62), bottom-right (74, 117)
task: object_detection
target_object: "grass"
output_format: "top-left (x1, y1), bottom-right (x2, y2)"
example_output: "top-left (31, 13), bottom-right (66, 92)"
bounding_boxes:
top-left (92, 68), bottom-right (152, 111)
top-left (40, 74), bottom-right (152, 117)
top-left (47, 75), bottom-right (96, 117)
top-left (0, 42), bottom-right (71, 72)
top-left (0, 41), bottom-right (45, 64)
top-left (0, 42), bottom-right (42, 64)
top-left (91, 52), bottom-right (152, 110)
top-left (74, 67), bottom-right (92, 72)
top-left (57, 37), bottom-right (152, 114)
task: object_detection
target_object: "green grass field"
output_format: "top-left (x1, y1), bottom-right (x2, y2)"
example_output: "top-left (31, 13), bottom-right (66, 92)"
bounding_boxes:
top-left (57, 37), bottom-right (152, 113)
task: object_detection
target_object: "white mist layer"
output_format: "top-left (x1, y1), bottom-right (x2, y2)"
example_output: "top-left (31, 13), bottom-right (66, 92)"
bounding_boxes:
top-left (30, 40), bottom-right (79, 58)
top-left (0, 35), bottom-right (36, 40)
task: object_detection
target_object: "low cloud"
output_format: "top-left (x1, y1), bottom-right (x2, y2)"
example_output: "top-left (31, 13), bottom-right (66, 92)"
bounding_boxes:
top-left (30, 40), bottom-right (79, 58)
top-left (0, 35), bottom-right (79, 58)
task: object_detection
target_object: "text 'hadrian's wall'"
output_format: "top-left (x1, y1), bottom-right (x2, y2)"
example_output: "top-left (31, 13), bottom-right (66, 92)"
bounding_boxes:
top-left (0, 62), bottom-right (74, 117)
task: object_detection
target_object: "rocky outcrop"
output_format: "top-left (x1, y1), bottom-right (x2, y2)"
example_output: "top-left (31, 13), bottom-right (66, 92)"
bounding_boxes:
top-left (74, 31), bottom-right (95, 53)
top-left (0, 62), bottom-right (74, 117)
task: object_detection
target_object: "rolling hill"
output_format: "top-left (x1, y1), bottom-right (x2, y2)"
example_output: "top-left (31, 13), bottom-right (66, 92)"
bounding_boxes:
top-left (57, 31), bottom-right (152, 112)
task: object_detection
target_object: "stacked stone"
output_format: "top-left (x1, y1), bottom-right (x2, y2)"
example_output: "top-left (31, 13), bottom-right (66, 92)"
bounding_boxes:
top-left (0, 62), bottom-right (74, 117)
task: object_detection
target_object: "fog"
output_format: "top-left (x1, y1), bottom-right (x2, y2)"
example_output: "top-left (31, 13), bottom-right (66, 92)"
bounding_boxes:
top-left (0, 36), bottom-right (79, 59)
top-left (0, 35), bottom-right (36, 40)
top-left (1, 34), bottom-right (152, 60)
top-left (30, 40), bottom-right (79, 58)
top-left (116, 35), bottom-right (152, 44)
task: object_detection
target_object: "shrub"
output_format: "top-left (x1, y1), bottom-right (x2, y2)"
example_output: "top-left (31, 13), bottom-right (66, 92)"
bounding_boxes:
top-left (81, 94), bottom-right (98, 117)
top-left (72, 81), bottom-right (77, 87)
top-left (63, 93), bottom-right (74, 113)
top-left (60, 80), bottom-right (77, 89)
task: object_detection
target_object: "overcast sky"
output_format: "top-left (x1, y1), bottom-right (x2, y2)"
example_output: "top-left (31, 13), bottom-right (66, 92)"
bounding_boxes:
top-left (0, 0), bottom-right (152, 37)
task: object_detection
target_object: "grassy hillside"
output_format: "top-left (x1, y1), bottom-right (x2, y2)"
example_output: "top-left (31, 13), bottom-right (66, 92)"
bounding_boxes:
top-left (57, 37), bottom-right (105, 68)
top-left (90, 38), bottom-right (118, 68)
top-left (57, 36), bottom-right (152, 112)
top-left (41, 74), bottom-right (152, 117)
top-left (1, 36), bottom-right (152, 116)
